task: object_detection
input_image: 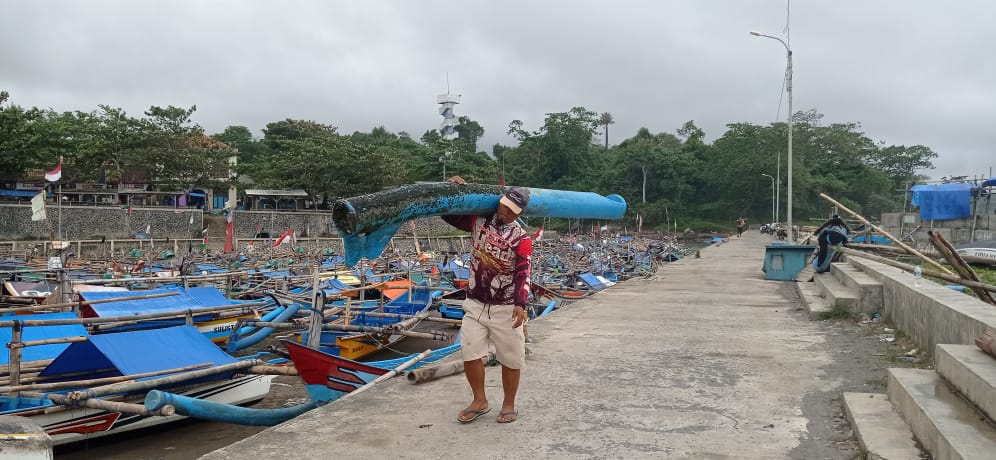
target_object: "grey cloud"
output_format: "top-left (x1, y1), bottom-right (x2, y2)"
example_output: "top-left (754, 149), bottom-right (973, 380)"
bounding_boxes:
top-left (2, 0), bottom-right (993, 180)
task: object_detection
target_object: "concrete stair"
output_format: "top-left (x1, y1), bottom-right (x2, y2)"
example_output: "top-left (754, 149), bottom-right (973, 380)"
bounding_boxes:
top-left (846, 346), bottom-right (996, 460)
top-left (794, 261), bottom-right (883, 318)
top-left (842, 392), bottom-right (922, 459)
top-left (832, 255), bottom-right (996, 459)
top-left (888, 368), bottom-right (996, 460)
top-left (203, 214), bottom-right (228, 238)
top-left (830, 262), bottom-right (883, 314)
top-left (795, 280), bottom-right (832, 319)
top-left (935, 344), bottom-right (996, 423)
top-left (814, 272), bottom-right (859, 311)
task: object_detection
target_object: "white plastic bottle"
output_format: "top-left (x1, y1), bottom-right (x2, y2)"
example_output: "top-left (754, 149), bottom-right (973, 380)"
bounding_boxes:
top-left (914, 265), bottom-right (922, 286)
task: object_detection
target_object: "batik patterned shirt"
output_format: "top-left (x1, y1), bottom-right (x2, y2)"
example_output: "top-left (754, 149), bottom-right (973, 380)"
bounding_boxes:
top-left (442, 215), bottom-right (532, 307)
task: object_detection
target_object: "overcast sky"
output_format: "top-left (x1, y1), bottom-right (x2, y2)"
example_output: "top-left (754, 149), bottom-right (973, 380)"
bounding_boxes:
top-left (3, 1), bottom-right (993, 181)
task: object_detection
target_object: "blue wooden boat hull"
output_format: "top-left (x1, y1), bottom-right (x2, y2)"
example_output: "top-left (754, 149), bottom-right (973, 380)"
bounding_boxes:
top-left (144, 389), bottom-right (316, 426)
top-left (332, 182), bottom-right (627, 266)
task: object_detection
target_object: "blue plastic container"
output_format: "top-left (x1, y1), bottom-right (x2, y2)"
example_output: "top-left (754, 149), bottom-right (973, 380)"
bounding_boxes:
top-left (763, 244), bottom-right (816, 280)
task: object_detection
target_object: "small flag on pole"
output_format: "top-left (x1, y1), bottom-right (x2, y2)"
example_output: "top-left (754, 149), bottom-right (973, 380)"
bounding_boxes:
top-left (273, 228), bottom-right (295, 247)
top-left (44, 160), bottom-right (63, 182)
top-left (532, 226), bottom-right (544, 242)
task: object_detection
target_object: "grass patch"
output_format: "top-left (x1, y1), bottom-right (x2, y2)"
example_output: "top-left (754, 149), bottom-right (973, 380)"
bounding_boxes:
top-left (818, 305), bottom-right (852, 320)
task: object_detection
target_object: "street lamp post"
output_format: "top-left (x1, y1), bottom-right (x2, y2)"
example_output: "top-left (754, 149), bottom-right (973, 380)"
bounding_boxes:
top-left (761, 174), bottom-right (775, 223)
top-left (751, 30), bottom-right (793, 239)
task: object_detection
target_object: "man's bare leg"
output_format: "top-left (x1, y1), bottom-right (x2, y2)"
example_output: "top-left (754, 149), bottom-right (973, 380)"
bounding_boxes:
top-left (459, 358), bottom-right (489, 418)
top-left (499, 365), bottom-right (520, 421)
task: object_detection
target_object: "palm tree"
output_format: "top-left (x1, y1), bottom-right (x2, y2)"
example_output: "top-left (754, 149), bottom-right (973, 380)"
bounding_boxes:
top-left (599, 112), bottom-right (615, 149)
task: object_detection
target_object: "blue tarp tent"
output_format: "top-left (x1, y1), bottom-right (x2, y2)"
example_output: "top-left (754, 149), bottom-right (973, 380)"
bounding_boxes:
top-left (0, 312), bottom-right (88, 365)
top-left (911, 183), bottom-right (972, 220)
top-left (39, 325), bottom-right (236, 381)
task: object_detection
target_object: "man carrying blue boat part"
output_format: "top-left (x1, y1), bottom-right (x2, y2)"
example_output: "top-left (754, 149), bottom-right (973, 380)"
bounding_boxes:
top-left (443, 176), bottom-right (532, 424)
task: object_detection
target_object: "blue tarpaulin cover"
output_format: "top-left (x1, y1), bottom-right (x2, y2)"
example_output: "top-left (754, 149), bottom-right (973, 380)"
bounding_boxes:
top-left (79, 287), bottom-right (239, 318)
top-left (0, 189), bottom-right (45, 198)
top-left (321, 278), bottom-right (353, 296)
top-left (578, 273), bottom-right (609, 291)
top-left (0, 312), bottom-right (88, 365)
top-left (910, 183), bottom-right (972, 220)
top-left (39, 325), bottom-right (236, 381)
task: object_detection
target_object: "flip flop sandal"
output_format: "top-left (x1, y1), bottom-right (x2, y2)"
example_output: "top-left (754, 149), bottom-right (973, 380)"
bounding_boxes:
top-left (497, 410), bottom-right (518, 423)
top-left (457, 407), bottom-right (491, 424)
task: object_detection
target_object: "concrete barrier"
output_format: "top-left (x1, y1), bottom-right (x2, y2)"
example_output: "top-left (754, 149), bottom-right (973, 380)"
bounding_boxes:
top-left (0, 415), bottom-right (52, 459)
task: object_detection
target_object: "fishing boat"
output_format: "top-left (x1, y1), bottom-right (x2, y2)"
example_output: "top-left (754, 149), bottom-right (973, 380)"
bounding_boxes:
top-left (0, 325), bottom-right (274, 446)
top-left (293, 287), bottom-right (439, 360)
top-left (955, 246), bottom-right (996, 261)
top-left (282, 339), bottom-right (459, 404)
top-left (78, 286), bottom-right (271, 344)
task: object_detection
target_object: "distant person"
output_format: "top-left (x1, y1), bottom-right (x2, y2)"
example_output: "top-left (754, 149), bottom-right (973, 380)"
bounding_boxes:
top-left (735, 217), bottom-right (746, 237)
top-left (812, 214), bottom-right (851, 273)
top-left (442, 176), bottom-right (532, 425)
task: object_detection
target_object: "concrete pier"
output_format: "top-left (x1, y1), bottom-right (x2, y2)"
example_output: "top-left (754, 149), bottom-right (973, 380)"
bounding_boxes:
top-left (203, 232), bottom-right (844, 459)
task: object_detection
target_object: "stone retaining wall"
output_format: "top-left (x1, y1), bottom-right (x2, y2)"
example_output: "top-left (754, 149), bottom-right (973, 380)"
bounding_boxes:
top-left (0, 204), bottom-right (457, 241)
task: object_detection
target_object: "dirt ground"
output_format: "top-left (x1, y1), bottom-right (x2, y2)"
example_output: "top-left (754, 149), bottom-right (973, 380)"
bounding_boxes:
top-left (784, 297), bottom-right (929, 459)
top-left (54, 295), bottom-right (929, 460)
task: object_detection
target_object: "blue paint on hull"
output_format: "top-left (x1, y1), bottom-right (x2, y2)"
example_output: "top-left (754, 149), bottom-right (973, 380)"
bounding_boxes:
top-left (333, 182), bottom-right (627, 266)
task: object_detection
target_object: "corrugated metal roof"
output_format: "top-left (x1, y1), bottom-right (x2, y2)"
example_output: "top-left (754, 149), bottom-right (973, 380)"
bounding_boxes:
top-left (244, 189), bottom-right (308, 197)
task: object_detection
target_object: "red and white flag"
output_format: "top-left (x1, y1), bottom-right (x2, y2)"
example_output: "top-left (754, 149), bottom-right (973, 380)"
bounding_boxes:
top-left (273, 228), bottom-right (295, 247)
top-left (44, 160), bottom-right (63, 182)
top-left (532, 226), bottom-right (544, 241)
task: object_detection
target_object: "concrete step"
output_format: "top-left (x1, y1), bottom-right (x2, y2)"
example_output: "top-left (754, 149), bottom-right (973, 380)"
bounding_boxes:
top-left (830, 262), bottom-right (883, 314)
top-left (888, 368), bottom-right (996, 460)
top-left (203, 214), bottom-right (228, 238)
top-left (936, 344), bottom-right (996, 422)
top-left (842, 392), bottom-right (923, 460)
top-left (813, 272), bottom-right (859, 312)
top-left (796, 281), bottom-right (832, 319)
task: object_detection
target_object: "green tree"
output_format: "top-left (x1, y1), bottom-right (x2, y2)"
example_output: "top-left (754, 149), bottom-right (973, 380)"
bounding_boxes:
top-left (212, 126), bottom-right (268, 164)
top-left (869, 144), bottom-right (937, 186)
top-left (504, 107), bottom-right (600, 188)
top-left (599, 112), bottom-right (615, 149)
top-left (139, 105), bottom-right (232, 190)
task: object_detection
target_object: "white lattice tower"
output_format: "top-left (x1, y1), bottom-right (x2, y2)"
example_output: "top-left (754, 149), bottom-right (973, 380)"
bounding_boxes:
top-left (436, 93), bottom-right (460, 140)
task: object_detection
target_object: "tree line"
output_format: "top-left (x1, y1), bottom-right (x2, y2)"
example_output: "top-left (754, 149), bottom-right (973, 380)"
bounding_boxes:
top-left (1, 90), bottom-right (936, 230)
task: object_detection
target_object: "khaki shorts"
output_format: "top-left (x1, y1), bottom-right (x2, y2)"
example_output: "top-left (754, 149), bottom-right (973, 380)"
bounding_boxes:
top-left (460, 298), bottom-right (525, 369)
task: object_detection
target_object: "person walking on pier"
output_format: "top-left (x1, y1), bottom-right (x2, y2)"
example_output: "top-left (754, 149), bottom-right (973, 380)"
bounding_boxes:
top-left (442, 176), bottom-right (532, 424)
top-left (735, 217), bottom-right (746, 237)
top-left (812, 214), bottom-right (851, 273)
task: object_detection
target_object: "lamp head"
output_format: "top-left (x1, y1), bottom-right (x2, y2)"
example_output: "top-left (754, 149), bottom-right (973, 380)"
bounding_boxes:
top-left (750, 31), bottom-right (762, 36)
